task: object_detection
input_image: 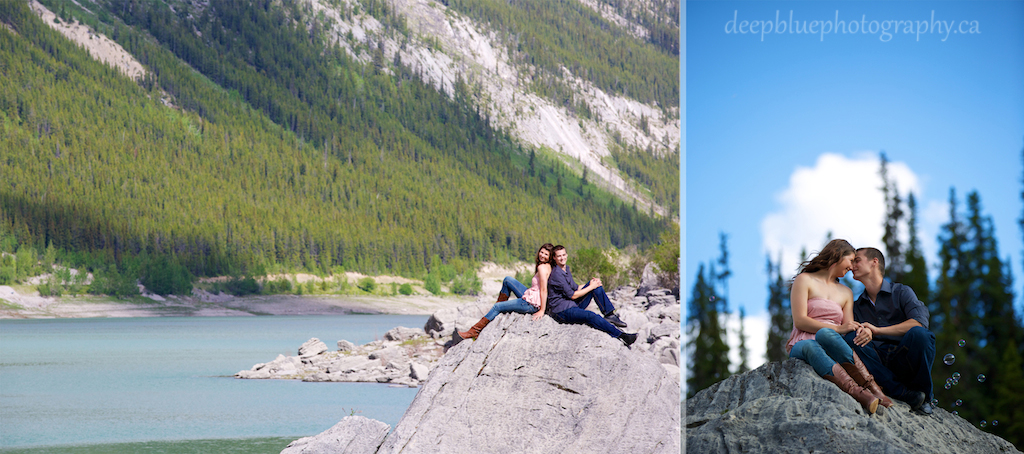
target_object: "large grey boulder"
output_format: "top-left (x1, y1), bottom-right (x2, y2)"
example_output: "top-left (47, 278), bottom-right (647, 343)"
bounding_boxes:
top-left (376, 313), bottom-right (679, 453)
top-left (686, 359), bottom-right (1022, 454)
top-left (281, 416), bottom-right (390, 454)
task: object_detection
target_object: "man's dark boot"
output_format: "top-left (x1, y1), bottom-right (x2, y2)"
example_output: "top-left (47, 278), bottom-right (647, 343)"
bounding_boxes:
top-left (604, 312), bottom-right (627, 328)
top-left (895, 389), bottom-right (926, 412)
top-left (618, 332), bottom-right (638, 347)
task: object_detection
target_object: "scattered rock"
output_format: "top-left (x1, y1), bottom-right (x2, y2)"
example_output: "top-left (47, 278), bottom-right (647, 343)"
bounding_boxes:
top-left (337, 340), bottom-right (356, 352)
top-left (383, 326), bottom-right (424, 342)
top-left (409, 362), bottom-right (429, 381)
top-left (636, 262), bottom-right (661, 296)
top-left (281, 416), bottom-right (390, 454)
top-left (298, 338), bottom-right (329, 359)
top-left (686, 359), bottom-right (1022, 454)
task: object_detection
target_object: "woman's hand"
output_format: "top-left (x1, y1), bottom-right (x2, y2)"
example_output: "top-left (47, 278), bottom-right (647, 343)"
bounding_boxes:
top-left (836, 320), bottom-right (860, 335)
top-left (531, 309), bottom-right (544, 321)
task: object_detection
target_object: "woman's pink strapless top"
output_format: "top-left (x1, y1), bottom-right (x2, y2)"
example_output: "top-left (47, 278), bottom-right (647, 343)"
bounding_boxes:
top-left (521, 273), bottom-right (542, 308)
top-left (786, 297), bottom-right (844, 353)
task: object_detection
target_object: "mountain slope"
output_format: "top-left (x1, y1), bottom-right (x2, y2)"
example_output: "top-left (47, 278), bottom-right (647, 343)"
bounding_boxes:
top-left (0, 0), bottom-right (671, 278)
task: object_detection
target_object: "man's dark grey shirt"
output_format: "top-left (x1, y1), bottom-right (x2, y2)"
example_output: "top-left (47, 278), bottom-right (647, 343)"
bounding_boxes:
top-left (546, 265), bottom-right (578, 314)
top-left (852, 279), bottom-right (930, 347)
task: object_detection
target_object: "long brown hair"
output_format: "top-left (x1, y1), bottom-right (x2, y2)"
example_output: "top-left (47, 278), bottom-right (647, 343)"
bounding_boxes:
top-left (535, 243), bottom-right (555, 273)
top-left (797, 239), bottom-right (855, 276)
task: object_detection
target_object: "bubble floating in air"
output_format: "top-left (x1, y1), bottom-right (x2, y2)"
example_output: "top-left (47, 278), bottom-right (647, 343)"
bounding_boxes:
top-left (943, 354), bottom-right (955, 365)
top-left (953, 410), bottom-right (959, 416)
top-left (980, 420), bottom-right (987, 428)
top-left (958, 339), bottom-right (966, 347)
top-left (992, 420), bottom-right (999, 427)
top-left (709, 296), bottom-right (716, 302)
top-left (931, 398), bottom-right (938, 407)
top-left (977, 374), bottom-right (986, 383)
top-left (952, 372), bottom-right (961, 380)
top-left (944, 383), bottom-right (951, 390)
top-left (955, 399), bottom-right (963, 407)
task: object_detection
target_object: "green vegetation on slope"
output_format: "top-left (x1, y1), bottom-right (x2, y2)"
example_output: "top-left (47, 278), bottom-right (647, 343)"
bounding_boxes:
top-left (0, 0), bottom-right (670, 288)
top-left (445, 0), bottom-right (679, 110)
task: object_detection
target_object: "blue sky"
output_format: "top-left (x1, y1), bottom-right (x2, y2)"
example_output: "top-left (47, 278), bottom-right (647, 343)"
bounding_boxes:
top-left (683, 0), bottom-right (1024, 370)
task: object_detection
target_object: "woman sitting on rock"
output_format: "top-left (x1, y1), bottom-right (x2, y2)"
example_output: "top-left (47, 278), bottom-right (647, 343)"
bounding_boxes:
top-left (452, 243), bottom-right (554, 344)
top-left (787, 239), bottom-right (890, 415)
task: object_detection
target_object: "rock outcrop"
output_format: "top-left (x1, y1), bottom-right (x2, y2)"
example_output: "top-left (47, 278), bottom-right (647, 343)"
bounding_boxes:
top-left (235, 326), bottom-right (442, 387)
top-left (289, 313), bottom-right (679, 453)
top-left (686, 359), bottom-right (1022, 454)
top-left (282, 416), bottom-right (390, 454)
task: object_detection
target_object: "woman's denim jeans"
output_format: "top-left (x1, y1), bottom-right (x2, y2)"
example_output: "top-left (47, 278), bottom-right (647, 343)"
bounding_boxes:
top-left (499, 276), bottom-right (528, 299)
top-left (484, 276), bottom-right (538, 320)
top-left (789, 328), bottom-right (854, 377)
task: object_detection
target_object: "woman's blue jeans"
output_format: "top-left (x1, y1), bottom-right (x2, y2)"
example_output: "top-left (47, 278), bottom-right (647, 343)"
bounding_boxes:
top-left (484, 276), bottom-right (538, 321)
top-left (499, 276), bottom-right (527, 299)
top-left (789, 328), bottom-right (854, 377)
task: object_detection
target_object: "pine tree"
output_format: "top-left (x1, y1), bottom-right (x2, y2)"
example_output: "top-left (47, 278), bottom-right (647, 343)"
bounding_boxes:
top-left (879, 152), bottom-right (904, 282)
top-left (765, 253), bottom-right (791, 364)
top-left (686, 263), bottom-right (730, 397)
top-left (736, 306), bottom-right (750, 373)
top-left (903, 192), bottom-right (929, 303)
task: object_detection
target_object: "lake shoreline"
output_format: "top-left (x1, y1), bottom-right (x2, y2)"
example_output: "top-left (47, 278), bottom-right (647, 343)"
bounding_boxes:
top-left (0, 287), bottom-right (478, 319)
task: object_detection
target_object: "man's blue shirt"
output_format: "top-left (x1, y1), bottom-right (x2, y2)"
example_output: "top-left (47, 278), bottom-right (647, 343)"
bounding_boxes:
top-left (853, 279), bottom-right (930, 347)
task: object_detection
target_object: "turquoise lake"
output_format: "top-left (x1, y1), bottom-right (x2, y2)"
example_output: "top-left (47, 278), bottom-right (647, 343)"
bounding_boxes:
top-left (0, 315), bottom-right (426, 452)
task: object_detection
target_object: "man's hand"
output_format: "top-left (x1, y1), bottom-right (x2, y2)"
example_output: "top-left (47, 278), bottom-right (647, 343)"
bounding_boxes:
top-left (853, 323), bottom-right (876, 347)
top-left (837, 320), bottom-right (861, 335)
top-left (589, 277), bottom-right (602, 288)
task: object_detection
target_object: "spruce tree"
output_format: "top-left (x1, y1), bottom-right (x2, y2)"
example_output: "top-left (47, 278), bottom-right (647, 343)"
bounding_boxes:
top-left (879, 152), bottom-right (904, 282)
top-left (686, 263), bottom-right (729, 397)
top-left (903, 192), bottom-right (930, 303)
top-left (736, 306), bottom-right (750, 373)
top-left (765, 253), bottom-right (791, 364)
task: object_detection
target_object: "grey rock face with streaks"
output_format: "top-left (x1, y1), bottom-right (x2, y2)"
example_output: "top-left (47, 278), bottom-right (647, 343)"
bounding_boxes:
top-left (686, 359), bottom-right (1022, 454)
top-left (376, 313), bottom-right (680, 453)
top-left (281, 416), bottom-right (390, 454)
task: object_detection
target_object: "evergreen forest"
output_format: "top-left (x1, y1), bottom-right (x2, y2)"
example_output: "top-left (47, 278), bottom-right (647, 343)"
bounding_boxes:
top-left (0, 0), bottom-right (674, 291)
top-left (686, 152), bottom-right (1024, 448)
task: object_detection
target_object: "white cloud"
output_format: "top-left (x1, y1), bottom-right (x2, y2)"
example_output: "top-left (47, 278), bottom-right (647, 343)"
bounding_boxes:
top-left (760, 152), bottom-right (922, 278)
top-left (725, 310), bottom-right (769, 372)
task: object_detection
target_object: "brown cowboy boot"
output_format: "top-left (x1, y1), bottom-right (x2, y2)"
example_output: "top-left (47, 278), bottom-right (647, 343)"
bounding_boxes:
top-left (457, 317), bottom-right (491, 340)
top-left (840, 351), bottom-right (893, 408)
top-left (496, 292), bottom-right (510, 303)
top-left (824, 363), bottom-right (880, 415)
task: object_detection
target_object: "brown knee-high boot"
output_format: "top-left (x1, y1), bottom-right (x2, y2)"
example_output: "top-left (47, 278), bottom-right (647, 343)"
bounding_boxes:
top-left (496, 292), bottom-right (510, 303)
top-left (840, 351), bottom-right (893, 408)
top-left (457, 317), bottom-right (491, 340)
top-left (824, 363), bottom-right (880, 414)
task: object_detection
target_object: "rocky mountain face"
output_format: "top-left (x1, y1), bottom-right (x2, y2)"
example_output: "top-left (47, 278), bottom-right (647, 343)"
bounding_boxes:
top-left (30, 0), bottom-right (678, 215)
top-left (686, 360), bottom-right (1022, 454)
top-left (283, 311), bottom-right (680, 454)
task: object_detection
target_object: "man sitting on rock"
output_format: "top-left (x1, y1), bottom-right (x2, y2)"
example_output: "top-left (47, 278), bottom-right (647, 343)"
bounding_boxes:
top-left (546, 245), bottom-right (637, 346)
top-left (845, 247), bottom-right (936, 415)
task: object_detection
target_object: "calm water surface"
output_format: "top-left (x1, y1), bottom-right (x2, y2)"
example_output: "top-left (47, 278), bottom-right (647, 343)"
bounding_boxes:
top-left (0, 315), bottom-right (425, 452)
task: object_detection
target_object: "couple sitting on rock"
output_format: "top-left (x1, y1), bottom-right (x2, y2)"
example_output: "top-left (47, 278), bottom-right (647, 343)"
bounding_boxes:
top-left (451, 243), bottom-right (638, 348)
top-left (788, 239), bottom-right (935, 416)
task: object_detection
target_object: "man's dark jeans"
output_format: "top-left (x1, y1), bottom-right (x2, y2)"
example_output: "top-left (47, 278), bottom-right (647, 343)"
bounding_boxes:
top-left (844, 326), bottom-right (936, 401)
top-left (549, 283), bottom-right (621, 337)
